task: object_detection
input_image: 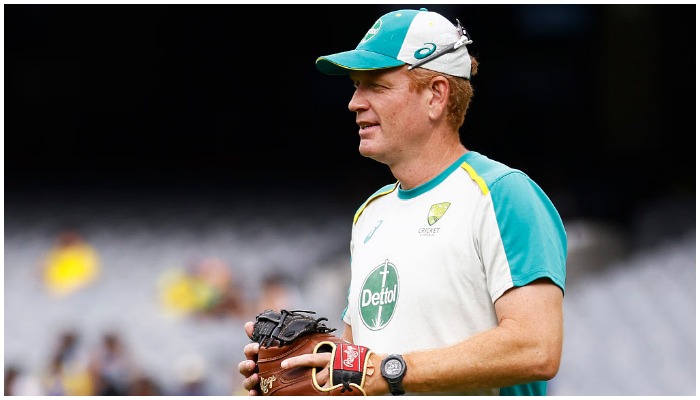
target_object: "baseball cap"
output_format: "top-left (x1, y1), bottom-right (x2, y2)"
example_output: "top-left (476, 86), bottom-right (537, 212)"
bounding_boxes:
top-left (316, 8), bottom-right (473, 79)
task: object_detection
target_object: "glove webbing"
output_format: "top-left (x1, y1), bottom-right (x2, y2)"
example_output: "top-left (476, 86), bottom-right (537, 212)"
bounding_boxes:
top-left (256, 309), bottom-right (336, 348)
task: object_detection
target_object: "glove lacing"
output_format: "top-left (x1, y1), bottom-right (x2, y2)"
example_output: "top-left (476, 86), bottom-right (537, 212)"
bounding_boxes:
top-left (338, 371), bottom-right (355, 393)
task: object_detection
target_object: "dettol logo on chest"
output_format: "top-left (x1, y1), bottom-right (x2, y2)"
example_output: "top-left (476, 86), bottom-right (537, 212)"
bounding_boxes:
top-left (359, 259), bottom-right (399, 330)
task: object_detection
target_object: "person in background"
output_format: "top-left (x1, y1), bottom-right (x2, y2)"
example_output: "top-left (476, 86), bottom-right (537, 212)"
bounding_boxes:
top-left (254, 272), bottom-right (305, 315)
top-left (87, 331), bottom-right (136, 395)
top-left (174, 353), bottom-right (209, 396)
top-left (127, 373), bottom-right (162, 396)
top-left (4, 366), bottom-right (19, 395)
top-left (41, 230), bottom-right (100, 298)
top-left (157, 257), bottom-right (248, 319)
top-left (42, 330), bottom-right (94, 395)
top-left (4, 364), bottom-right (45, 396)
top-left (4, 365), bottom-right (43, 395)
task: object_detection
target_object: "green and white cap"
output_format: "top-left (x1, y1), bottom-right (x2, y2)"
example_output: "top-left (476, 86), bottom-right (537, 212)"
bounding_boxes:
top-left (316, 8), bottom-right (473, 79)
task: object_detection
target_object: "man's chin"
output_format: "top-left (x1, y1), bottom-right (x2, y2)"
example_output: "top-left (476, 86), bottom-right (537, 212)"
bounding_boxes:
top-left (358, 145), bottom-right (377, 160)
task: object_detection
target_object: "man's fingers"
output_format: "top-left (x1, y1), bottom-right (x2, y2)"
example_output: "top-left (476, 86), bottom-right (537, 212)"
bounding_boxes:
top-left (240, 321), bottom-right (260, 395)
top-left (238, 360), bottom-right (257, 377)
top-left (239, 343), bottom-right (259, 394)
top-left (243, 372), bottom-right (260, 392)
top-left (280, 352), bottom-right (332, 369)
top-left (245, 321), bottom-right (255, 339)
top-left (244, 342), bottom-right (259, 361)
top-left (314, 367), bottom-right (330, 387)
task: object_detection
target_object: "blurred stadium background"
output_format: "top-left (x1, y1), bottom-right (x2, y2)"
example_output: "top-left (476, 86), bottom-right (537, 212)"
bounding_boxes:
top-left (5, 3), bottom-right (696, 396)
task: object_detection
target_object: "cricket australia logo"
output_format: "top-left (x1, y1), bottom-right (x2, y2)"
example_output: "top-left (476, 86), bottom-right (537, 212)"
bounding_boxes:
top-left (361, 19), bottom-right (382, 42)
top-left (359, 260), bottom-right (399, 330)
top-left (428, 202), bottom-right (451, 225)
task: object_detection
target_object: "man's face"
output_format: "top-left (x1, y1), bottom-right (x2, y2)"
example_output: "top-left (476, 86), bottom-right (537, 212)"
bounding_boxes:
top-left (348, 67), bottom-right (431, 166)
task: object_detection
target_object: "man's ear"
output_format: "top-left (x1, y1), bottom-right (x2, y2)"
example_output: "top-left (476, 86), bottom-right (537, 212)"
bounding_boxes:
top-left (427, 76), bottom-right (450, 119)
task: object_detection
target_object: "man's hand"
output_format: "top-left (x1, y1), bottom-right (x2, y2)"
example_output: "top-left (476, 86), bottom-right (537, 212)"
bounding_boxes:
top-left (280, 351), bottom-right (334, 387)
top-left (237, 316), bottom-right (335, 395)
top-left (238, 321), bottom-right (261, 395)
top-left (241, 310), bottom-right (375, 395)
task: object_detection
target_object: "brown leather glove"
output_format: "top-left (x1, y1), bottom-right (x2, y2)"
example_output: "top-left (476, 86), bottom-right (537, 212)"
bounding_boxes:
top-left (252, 309), bottom-right (373, 396)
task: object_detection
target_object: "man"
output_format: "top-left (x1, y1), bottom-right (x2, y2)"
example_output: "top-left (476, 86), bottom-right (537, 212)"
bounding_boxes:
top-left (239, 7), bottom-right (567, 395)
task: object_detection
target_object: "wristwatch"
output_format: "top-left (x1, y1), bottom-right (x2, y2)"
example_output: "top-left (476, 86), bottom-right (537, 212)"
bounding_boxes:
top-left (380, 354), bottom-right (407, 395)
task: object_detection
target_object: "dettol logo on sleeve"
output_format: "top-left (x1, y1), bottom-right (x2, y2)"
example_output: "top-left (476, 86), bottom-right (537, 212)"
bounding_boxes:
top-left (359, 259), bottom-right (399, 330)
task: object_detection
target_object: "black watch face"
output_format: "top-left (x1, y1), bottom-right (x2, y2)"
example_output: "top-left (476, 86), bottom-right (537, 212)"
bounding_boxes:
top-left (383, 358), bottom-right (404, 378)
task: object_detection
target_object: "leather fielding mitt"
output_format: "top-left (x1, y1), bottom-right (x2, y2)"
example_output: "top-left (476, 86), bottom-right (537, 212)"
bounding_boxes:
top-left (252, 309), bottom-right (374, 396)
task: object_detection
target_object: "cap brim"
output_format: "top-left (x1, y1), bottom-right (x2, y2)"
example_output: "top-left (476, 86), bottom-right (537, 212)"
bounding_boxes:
top-left (316, 49), bottom-right (406, 76)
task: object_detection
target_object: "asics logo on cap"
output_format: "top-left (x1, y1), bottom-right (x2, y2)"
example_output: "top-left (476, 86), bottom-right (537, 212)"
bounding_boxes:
top-left (414, 43), bottom-right (437, 60)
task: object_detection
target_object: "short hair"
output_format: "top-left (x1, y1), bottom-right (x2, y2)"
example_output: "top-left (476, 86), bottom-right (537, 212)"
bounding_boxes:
top-left (407, 56), bottom-right (479, 130)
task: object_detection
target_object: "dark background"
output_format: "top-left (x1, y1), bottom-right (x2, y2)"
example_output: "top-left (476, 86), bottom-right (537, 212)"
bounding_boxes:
top-left (5, 4), bottom-right (696, 227)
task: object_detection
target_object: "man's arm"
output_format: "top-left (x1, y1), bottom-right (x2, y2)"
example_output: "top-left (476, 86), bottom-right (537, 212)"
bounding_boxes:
top-left (279, 279), bottom-right (563, 395)
top-left (363, 278), bottom-right (563, 394)
top-left (341, 323), bottom-right (353, 343)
